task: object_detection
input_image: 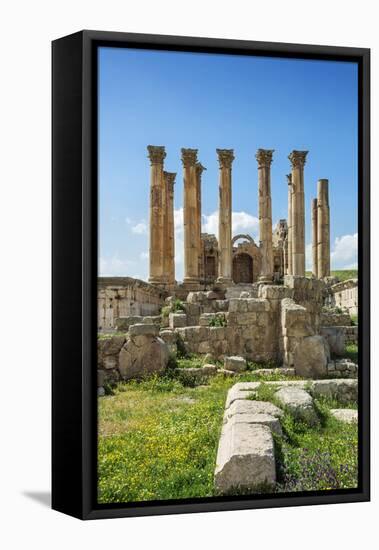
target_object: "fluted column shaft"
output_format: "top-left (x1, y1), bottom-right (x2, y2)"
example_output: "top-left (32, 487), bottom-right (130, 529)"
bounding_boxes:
top-left (181, 149), bottom-right (199, 284)
top-left (289, 150), bottom-right (308, 276)
top-left (164, 171), bottom-right (176, 285)
top-left (312, 197), bottom-right (318, 278)
top-left (196, 163), bottom-right (206, 278)
top-left (317, 179), bottom-right (330, 278)
top-left (286, 174), bottom-right (293, 275)
top-left (256, 149), bottom-right (274, 282)
top-left (147, 145), bottom-right (166, 285)
top-left (216, 149), bottom-right (234, 284)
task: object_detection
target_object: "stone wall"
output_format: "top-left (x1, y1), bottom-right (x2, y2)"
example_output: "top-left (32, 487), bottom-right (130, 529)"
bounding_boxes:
top-left (98, 277), bottom-right (166, 330)
top-left (343, 325), bottom-right (358, 345)
top-left (321, 311), bottom-right (351, 327)
top-left (331, 279), bottom-right (358, 315)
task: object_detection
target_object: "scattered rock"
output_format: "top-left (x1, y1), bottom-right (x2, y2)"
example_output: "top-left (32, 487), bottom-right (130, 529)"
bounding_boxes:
top-left (119, 334), bottom-right (168, 380)
top-left (224, 356), bottom-right (247, 372)
top-left (97, 387), bottom-right (105, 397)
top-left (330, 409), bottom-right (358, 423)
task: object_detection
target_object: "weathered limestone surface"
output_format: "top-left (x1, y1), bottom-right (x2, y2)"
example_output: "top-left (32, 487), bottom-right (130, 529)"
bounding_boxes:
top-left (214, 419), bottom-right (276, 494)
top-left (312, 197), bottom-right (318, 277)
top-left (288, 150), bottom-right (308, 276)
top-left (256, 149), bottom-right (274, 282)
top-left (321, 311), bottom-right (351, 326)
top-left (317, 179), bottom-right (330, 278)
top-left (311, 379), bottom-right (357, 403)
top-left (216, 149), bottom-right (234, 284)
top-left (224, 356), bottom-right (247, 372)
top-left (98, 278), bottom-right (166, 330)
top-left (169, 312), bottom-right (187, 328)
top-left (330, 409), bottom-right (358, 423)
top-left (293, 335), bottom-right (329, 378)
top-left (331, 279), bottom-right (358, 316)
top-left (182, 148), bottom-right (200, 286)
top-left (163, 171), bottom-right (176, 286)
top-left (148, 146), bottom-right (167, 285)
top-left (320, 326), bottom-right (345, 356)
top-left (275, 386), bottom-right (318, 425)
top-left (119, 324), bottom-right (169, 380)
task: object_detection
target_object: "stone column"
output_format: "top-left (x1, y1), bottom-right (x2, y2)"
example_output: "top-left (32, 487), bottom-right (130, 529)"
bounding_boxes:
top-left (286, 174), bottom-right (293, 275)
top-left (256, 149), bottom-right (274, 283)
top-left (163, 171), bottom-right (176, 286)
top-left (283, 237), bottom-right (288, 276)
top-left (181, 148), bottom-right (200, 286)
top-left (317, 179), bottom-right (330, 278)
top-left (196, 162), bottom-right (206, 278)
top-left (288, 150), bottom-right (308, 276)
top-left (216, 149), bottom-right (234, 285)
top-left (147, 145), bottom-right (166, 285)
top-left (312, 197), bottom-right (318, 278)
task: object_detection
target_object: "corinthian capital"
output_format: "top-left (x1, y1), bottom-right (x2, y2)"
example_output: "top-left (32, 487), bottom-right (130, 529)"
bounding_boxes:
top-left (255, 148), bottom-right (274, 168)
top-left (164, 171), bottom-right (176, 194)
top-left (181, 148), bottom-right (198, 168)
top-left (196, 162), bottom-right (206, 177)
top-left (147, 145), bottom-right (166, 165)
top-left (288, 150), bottom-right (308, 169)
top-left (216, 149), bottom-right (235, 169)
top-left (286, 173), bottom-right (292, 185)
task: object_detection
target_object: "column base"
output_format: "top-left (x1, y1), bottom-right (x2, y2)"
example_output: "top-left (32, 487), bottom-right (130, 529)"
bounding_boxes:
top-left (182, 277), bottom-right (201, 291)
top-left (148, 277), bottom-right (168, 288)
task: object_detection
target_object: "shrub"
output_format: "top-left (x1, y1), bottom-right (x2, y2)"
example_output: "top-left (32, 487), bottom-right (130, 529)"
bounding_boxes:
top-left (209, 314), bottom-right (227, 327)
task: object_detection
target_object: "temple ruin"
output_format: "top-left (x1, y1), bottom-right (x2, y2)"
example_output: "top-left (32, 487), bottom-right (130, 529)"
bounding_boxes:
top-left (146, 145), bottom-right (331, 290)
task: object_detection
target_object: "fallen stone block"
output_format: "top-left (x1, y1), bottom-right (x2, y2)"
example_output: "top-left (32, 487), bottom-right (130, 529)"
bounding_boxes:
top-left (214, 422), bottom-right (276, 494)
top-left (115, 316), bottom-right (143, 331)
top-left (275, 386), bottom-right (318, 425)
top-left (224, 356), bottom-right (247, 372)
top-left (217, 368), bottom-right (237, 377)
top-left (330, 409), bottom-right (358, 423)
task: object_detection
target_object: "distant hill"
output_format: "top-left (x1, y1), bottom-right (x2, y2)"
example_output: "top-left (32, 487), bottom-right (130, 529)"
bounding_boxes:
top-left (305, 270), bottom-right (358, 282)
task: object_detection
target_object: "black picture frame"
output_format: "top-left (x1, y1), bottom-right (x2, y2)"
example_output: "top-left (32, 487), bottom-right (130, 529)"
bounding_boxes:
top-left (52, 30), bottom-right (370, 520)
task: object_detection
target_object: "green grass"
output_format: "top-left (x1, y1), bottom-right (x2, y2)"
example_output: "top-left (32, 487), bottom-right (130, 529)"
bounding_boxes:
top-left (98, 356), bottom-right (358, 503)
top-left (305, 270), bottom-right (357, 282)
top-left (345, 343), bottom-right (358, 364)
top-left (276, 405), bottom-right (358, 492)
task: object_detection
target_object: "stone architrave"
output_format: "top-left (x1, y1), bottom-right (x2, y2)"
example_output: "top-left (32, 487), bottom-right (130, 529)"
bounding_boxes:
top-left (256, 149), bottom-right (274, 282)
top-left (181, 148), bottom-right (200, 286)
top-left (286, 174), bottom-right (293, 275)
top-left (147, 145), bottom-right (166, 285)
top-left (312, 197), bottom-right (318, 278)
top-left (288, 150), bottom-right (308, 276)
top-left (196, 162), bottom-right (206, 276)
top-left (163, 171), bottom-right (176, 286)
top-left (216, 149), bottom-right (235, 285)
top-left (317, 179), bottom-right (330, 278)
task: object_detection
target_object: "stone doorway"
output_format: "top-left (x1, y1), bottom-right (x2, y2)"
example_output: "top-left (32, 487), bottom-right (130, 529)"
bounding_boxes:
top-left (233, 253), bottom-right (253, 283)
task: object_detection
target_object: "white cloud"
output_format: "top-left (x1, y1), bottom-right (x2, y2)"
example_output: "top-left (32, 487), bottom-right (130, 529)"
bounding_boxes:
top-left (331, 233), bottom-right (358, 269)
top-left (131, 221), bottom-right (147, 234)
top-left (99, 255), bottom-right (137, 277)
top-left (202, 210), bottom-right (259, 238)
top-left (139, 251), bottom-right (149, 260)
top-left (305, 233), bottom-right (358, 271)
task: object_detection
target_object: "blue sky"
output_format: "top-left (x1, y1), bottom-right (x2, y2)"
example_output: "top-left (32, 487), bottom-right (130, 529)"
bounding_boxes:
top-left (98, 47), bottom-right (358, 280)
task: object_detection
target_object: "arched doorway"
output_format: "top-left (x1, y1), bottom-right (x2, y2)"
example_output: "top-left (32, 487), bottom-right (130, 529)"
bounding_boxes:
top-left (233, 253), bottom-right (253, 283)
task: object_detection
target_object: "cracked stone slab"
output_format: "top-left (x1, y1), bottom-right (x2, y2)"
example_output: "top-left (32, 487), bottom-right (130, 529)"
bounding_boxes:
top-left (225, 398), bottom-right (283, 421)
top-left (225, 382), bottom-right (261, 408)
